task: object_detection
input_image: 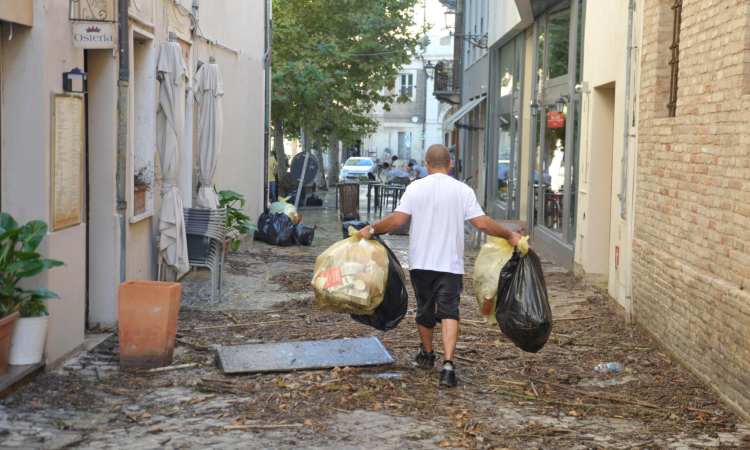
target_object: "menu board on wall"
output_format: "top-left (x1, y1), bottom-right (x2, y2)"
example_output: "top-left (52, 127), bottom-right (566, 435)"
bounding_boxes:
top-left (51, 95), bottom-right (84, 231)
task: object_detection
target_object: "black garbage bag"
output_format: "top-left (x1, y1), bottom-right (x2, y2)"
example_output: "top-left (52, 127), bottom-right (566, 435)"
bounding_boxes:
top-left (255, 212), bottom-right (295, 246)
top-left (293, 224), bottom-right (316, 246)
top-left (341, 220), bottom-right (369, 239)
top-left (306, 195), bottom-right (323, 207)
top-left (495, 249), bottom-right (552, 353)
top-left (350, 237), bottom-right (408, 331)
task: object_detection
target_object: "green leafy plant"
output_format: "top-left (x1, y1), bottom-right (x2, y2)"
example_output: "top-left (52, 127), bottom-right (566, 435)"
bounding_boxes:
top-left (0, 213), bottom-right (63, 318)
top-left (218, 190), bottom-right (257, 252)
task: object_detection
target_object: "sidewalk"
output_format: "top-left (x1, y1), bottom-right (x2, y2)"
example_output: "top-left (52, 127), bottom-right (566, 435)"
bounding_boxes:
top-left (0, 188), bottom-right (748, 449)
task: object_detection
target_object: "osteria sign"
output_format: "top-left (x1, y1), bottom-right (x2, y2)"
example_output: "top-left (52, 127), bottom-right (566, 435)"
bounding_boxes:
top-left (72, 22), bottom-right (116, 49)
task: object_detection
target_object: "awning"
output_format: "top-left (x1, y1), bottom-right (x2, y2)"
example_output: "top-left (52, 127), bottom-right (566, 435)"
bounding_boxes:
top-left (444, 95), bottom-right (486, 129)
top-left (0, 1), bottom-right (33, 26)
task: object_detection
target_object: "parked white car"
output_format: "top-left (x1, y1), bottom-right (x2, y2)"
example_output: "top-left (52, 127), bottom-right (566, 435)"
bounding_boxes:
top-left (339, 157), bottom-right (375, 181)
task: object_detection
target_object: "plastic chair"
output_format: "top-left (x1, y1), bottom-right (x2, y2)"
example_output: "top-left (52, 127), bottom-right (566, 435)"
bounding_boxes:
top-left (184, 208), bottom-right (227, 303)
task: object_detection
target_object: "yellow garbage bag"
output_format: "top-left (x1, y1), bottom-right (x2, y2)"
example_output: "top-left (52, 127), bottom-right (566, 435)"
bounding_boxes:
top-left (312, 229), bottom-right (389, 315)
top-left (474, 236), bottom-right (529, 325)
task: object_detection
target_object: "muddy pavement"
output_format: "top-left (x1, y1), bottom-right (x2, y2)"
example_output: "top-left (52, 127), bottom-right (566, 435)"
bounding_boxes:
top-left (1, 194), bottom-right (749, 449)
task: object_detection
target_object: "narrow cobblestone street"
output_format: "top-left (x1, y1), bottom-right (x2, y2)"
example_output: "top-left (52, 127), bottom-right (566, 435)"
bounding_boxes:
top-left (0, 194), bottom-right (748, 449)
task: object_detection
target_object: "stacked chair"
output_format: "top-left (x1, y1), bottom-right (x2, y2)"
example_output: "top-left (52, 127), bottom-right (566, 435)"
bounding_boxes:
top-left (184, 207), bottom-right (228, 303)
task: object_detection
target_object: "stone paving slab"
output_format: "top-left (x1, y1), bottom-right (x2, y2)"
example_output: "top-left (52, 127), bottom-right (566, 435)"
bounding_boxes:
top-left (217, 336), bottom-right (394, 374)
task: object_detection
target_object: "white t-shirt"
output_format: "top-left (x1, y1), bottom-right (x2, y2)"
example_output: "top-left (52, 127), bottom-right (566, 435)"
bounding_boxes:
top-left (395, 173), bottom-right (485, 274)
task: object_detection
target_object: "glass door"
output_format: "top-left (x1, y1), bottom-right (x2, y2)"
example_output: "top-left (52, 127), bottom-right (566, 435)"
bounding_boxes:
top-left (528, 0), bottom-right (583, 267)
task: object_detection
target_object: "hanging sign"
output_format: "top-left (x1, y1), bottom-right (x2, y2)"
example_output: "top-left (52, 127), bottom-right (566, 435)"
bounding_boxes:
top-left (547, 111), bottom-right (565, 129)
top-left (69, 0), bottom-right (115, 22)
top-left (72, 22), bottom-right (116, 49)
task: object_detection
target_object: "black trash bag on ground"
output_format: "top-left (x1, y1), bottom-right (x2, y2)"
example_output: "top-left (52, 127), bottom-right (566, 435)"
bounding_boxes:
top-left (495, 249), bottom-right (552, 353)
top-left (255, 212), bottom-right (295, 246)
top-left (350, 237), bottom-right (408, 331)
top-left (306, 195), bottom-right (323, 207)
top-left (293, 224), bottom-right (316, 246)
top-left (341, 220), bottom-right (369, 239)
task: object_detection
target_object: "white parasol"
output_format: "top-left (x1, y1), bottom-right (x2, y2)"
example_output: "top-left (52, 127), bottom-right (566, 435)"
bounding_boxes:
top-left (193, 61), bottom-right (224, 208)
top-left (156, 41), bottom-right (190, 278)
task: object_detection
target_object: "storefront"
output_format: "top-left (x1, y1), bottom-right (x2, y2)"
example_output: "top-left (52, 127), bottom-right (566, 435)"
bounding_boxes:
top-left (486, 33), bottom-right (525, 220)
top-left (527, 0), bottom-right (584, 268)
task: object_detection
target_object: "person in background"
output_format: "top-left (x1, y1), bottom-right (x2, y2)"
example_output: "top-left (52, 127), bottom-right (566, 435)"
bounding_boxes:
top-left (378, 162), bottom-right (391, 182)
top-left (269, 151), bottom-right (278, 202)
top-left (407, 161), bottom-right (428, 179)
top-left (359, 144), bottom-right (522, 388)
top-left (385, 162), bottom-right (410, 182)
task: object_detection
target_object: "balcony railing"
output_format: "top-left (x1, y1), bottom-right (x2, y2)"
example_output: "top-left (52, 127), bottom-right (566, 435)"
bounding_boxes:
top-left (433, 61), bottom-right (460, 105)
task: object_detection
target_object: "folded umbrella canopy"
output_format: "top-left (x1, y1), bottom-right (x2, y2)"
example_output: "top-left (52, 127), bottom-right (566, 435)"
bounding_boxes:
top-left (194, 61), bottom-right (224, 208)
top-left (157, 41), bottom-right (190, 278)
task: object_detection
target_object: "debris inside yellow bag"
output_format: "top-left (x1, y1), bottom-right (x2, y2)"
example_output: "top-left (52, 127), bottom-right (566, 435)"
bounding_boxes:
top-left (473, 235), bottom-right (529, 325)
top-left (311, 229), bottom-right (389, 315)
top-left (270, 197), bottom-right (302, 224)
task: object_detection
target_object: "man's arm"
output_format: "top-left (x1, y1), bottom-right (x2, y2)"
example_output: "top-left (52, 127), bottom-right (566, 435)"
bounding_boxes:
top-left (359, 212), bottom-right (410, 239)
top-left (469, 215), bottom-right (523, 246)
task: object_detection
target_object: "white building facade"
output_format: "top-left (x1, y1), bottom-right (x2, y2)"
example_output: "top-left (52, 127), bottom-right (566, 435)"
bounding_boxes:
top-left (363, 0), bottom-right (453, 164)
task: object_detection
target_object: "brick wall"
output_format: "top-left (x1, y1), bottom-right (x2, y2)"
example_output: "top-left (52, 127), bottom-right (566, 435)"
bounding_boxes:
top-left (635, 0), bottom-right (750, 420)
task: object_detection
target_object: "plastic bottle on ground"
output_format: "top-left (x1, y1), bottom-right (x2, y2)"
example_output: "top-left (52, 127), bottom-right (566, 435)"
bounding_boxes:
top-left (593, 362), bottom-right (623, 374)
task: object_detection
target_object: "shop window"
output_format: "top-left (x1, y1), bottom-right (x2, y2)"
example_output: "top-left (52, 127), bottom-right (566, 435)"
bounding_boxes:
top-left (547, 13), bottom-right (570, 80)
top-left (667, 0), bottom-right (682, 117)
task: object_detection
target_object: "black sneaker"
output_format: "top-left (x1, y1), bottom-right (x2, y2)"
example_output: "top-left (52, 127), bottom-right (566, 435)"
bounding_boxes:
top-left (439, 361), bottom-right (457, 388)
top-left (414, 345), bottom-right (436, 369)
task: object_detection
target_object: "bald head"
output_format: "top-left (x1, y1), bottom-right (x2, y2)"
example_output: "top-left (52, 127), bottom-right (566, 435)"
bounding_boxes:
top-left (425, 144), bottom-right (451, 172)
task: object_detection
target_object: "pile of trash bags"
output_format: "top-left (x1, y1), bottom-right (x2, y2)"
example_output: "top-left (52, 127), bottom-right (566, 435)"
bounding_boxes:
top-left (255, 198), bottom-right (315, 246)
top-left (474, 235), bottom-right (552, 353)
top-left (313, 223), bottom-right (407, 331)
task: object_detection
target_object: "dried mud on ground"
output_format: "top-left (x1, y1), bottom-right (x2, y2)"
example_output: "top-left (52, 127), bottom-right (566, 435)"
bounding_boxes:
top-left (5, 236), bottom-right (750, 449)
top-left (2, 204), bottom-right (750, 449)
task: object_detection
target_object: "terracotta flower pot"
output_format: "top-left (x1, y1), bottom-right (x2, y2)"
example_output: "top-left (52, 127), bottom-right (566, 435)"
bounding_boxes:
top-left (0, 312), bottom-right (20, 373)
top-left (134, 187), bottom-right (147, 215)
top-left (118, 281), bottom-right (181, 370)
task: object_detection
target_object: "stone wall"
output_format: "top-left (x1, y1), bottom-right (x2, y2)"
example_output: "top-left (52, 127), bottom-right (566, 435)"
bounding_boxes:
top-left (634, 0), bottom-right (750, 420)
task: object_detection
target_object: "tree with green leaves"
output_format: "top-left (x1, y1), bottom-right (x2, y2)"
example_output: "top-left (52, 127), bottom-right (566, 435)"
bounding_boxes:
top-left (272, 0), bottom-right (423, 187)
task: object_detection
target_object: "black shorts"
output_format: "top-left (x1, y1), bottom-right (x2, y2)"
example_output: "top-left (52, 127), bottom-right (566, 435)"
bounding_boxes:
top-left (410, 270), bottom-right (463, 328)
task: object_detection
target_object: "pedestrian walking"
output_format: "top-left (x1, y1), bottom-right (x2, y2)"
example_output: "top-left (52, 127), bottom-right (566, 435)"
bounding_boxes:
top-left (359, 144), bottom-right (522, 387)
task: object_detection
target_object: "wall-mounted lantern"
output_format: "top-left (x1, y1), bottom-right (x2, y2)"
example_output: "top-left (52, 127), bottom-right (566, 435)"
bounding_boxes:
top-left (62, 67), bottom-right (87, 94)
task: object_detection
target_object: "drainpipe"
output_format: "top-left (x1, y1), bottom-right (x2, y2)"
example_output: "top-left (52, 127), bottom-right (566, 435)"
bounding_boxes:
top-left (263, 0), bottom-right (272, 210)
top-left (619, 0), bottom-right (636, 219)
top-left (116, 0), bottom-right (130, 282)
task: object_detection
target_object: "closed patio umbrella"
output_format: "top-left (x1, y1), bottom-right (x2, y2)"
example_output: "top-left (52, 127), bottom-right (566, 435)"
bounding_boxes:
top-left (157, 41), bottom-right (190, 278)
top-left (193, 61), bottom-right (224, 208)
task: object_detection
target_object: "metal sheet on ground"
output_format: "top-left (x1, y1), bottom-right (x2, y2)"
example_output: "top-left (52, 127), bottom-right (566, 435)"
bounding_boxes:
top-left (216, 336), bottom-right (394, 374)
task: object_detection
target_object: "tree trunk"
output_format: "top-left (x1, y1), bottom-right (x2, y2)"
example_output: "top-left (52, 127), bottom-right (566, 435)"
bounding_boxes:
top-left (313, 141), bottom-right (328, 190)
top-left (328, 136), bottom-right (341, 185)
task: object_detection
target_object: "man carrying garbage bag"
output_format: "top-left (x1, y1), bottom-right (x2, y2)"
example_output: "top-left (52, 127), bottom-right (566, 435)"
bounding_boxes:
top-left (359, 144), bottom-right (522, 388)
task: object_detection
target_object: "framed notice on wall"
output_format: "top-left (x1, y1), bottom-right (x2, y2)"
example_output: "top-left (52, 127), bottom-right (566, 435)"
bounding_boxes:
top-left (51, 94), bottom-right (85, 231)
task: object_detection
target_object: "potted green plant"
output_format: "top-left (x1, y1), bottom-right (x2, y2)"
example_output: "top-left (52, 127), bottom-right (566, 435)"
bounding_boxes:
top-left (218, 190), bottom-right (256, 252)
top-left (0, 213), bottom-right (63, 369)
